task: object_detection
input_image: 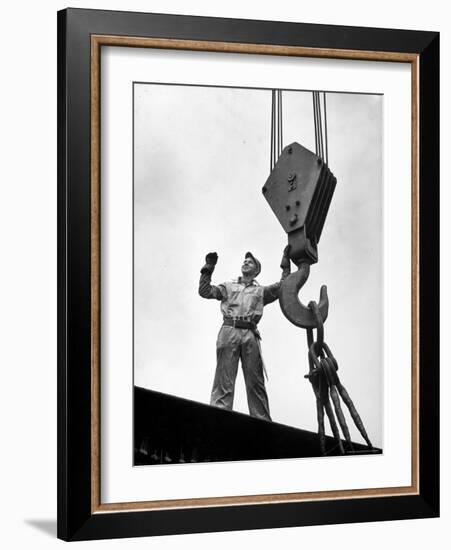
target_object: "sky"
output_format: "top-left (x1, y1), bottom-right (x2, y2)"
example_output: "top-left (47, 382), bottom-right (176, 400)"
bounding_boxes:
top-left (133, 82), bottom-right (383, 448)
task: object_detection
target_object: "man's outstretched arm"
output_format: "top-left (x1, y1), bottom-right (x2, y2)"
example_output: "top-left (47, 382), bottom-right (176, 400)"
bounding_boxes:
top-left (263, 245), bottom-right (291, 305)
top-left (198, 252), bottom-right (226, 301)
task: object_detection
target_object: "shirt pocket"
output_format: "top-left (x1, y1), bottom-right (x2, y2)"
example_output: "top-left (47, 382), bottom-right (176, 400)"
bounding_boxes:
top-left (242, 289), bottom-right (259, 313)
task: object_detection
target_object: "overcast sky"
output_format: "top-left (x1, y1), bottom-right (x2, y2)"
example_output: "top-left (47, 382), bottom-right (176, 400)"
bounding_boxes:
top-left (133, 82), bottom-right (383, 448)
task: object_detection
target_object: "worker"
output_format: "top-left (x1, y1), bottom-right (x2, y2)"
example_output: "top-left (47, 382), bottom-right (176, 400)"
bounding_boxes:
top-left (198, 247), bottom-right (291, 421)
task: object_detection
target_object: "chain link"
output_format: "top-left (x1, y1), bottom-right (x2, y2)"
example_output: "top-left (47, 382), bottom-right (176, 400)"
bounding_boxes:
top-left (303, 299), bottom-right (373, 455)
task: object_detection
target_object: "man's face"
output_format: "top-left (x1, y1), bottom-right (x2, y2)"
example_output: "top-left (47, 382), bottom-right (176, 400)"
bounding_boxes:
top-left (241, 257), bottom-right (257, 277)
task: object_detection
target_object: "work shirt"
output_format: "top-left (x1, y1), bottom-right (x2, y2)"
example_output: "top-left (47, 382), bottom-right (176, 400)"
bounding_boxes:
top-left (199, 272), bottom-right (282, 324)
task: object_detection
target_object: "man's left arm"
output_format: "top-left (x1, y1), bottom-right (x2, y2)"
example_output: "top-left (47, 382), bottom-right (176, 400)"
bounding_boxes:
top-left (263, 246), bottom-right (291, 305)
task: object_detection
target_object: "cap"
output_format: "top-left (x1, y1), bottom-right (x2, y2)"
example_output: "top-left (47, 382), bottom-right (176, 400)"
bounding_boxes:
top-left (245, 251), bottom-right (261, 277)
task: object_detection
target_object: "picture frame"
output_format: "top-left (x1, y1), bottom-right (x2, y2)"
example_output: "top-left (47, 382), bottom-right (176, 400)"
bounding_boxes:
top-left (57, 7), bottom-right (439, 541)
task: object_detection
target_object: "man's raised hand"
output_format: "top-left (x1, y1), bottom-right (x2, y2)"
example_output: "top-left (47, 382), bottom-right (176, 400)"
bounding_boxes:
top-left (205, 252), bottom-right (218, 266)
top-left (280, 245), bottom-right (291, 271)
top-left (200, 252), bottom-right (218, 275)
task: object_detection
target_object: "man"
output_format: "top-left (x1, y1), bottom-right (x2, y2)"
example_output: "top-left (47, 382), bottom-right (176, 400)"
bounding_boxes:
top-left (199, 247), bottom-right (291, 421)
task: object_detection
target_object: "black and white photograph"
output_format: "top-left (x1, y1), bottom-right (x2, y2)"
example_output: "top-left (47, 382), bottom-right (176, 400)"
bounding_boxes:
top-left (133, 82), bottom-right (383, 465)
top-left (0, 0), bottom-right (444, 546)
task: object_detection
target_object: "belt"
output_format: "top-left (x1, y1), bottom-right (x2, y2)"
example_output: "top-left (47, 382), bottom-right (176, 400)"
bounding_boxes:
top-left (223, 317), bottom-right (257, 330)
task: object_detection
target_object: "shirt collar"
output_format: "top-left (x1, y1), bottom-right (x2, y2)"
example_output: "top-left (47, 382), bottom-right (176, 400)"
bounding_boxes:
top-left (235, 276), bottom-right (259, 286)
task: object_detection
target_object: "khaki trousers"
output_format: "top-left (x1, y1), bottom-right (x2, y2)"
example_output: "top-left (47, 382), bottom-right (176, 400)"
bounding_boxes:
top-left (210, 325), bottom-right (271, 421)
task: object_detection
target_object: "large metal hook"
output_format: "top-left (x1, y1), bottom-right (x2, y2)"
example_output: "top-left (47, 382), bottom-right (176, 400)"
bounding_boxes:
top-left (279, 262), bottom-right (329, 328)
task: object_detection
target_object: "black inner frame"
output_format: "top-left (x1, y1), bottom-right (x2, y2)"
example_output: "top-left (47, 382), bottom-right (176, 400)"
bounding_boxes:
top-left (57, 8), bottom-right (439, 541)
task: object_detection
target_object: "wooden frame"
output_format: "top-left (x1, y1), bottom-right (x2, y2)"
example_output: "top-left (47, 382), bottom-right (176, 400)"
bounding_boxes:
top-left (58, 7), bottom-right (439, 541)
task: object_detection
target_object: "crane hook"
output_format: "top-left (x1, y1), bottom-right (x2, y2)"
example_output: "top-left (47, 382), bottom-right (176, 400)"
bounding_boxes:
top-left (279, 262), bottom-right (329, 328)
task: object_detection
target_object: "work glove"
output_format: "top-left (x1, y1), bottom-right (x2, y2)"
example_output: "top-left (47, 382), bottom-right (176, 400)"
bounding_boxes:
top-left (280, 245), bottom-right (291, 270)
top-left (280, 245), bottom-right (291, 278)
top-left (201, 252), bottom-right (218, 274)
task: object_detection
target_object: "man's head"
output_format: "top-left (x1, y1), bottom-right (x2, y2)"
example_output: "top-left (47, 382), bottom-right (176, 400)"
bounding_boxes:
top-left (241, 251), bottom-right (261, 278)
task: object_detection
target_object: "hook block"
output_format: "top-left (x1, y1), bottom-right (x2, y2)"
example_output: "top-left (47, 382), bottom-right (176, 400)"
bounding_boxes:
top-left (262, 142), bottom-right (337, 251)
